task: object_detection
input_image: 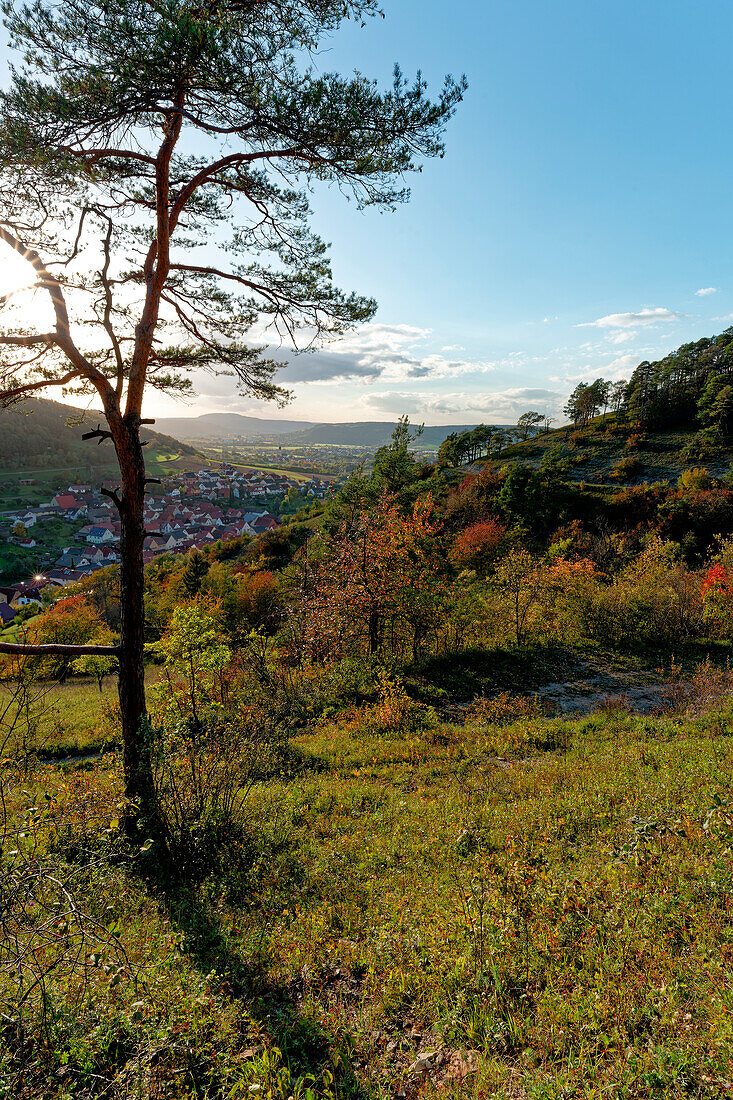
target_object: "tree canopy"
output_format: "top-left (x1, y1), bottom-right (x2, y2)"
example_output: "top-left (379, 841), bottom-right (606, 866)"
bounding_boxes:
top-left (0, 0), bottom-right (466, 413)
top-left (0, 0), bottom-right (465, 823)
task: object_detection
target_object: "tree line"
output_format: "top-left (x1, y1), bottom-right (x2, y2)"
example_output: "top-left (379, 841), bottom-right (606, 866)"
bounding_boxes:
top-left (563, 328), bottom-right (733, 433)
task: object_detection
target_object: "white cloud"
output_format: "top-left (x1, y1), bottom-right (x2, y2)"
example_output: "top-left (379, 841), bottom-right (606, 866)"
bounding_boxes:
top-left (605, 353), bottom-right (639, 376)
top-left (359, 387), bottom-right (563, 424)
top-left (695, 287), bottom-right (718, 297)
top-left (579, 307), bottom-right (682, 331)
top-left (258, 323), bottom-right (503, 385)
top-left (607, 329), bottom-right (637, 345)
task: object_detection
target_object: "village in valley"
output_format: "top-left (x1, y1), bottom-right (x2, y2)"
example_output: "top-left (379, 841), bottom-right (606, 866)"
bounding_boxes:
top-left (0, 461), bottom-right (334, 622)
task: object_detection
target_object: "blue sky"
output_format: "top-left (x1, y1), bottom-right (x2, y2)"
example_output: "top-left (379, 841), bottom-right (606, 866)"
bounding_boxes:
top-left (244, 0), bottom-right (733, 425)
top-left (3, 1), bottom-right (733, 424)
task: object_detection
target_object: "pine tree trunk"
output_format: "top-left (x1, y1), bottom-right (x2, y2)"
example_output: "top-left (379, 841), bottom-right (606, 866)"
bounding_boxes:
top-left (115, 419), bottom-right (156, 826)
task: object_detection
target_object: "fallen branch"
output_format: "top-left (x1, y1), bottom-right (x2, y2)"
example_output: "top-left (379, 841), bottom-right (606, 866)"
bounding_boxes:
top-left (0, 643), bottom-right (121, 656)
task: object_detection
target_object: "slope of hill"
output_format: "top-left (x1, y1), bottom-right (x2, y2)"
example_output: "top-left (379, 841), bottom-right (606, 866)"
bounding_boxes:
top-left (502, 416), bottom-right (733, 485)
top-left (0, 398), bottom-right (198, 471)
top-left (278, 422), bottom-right (482, 447)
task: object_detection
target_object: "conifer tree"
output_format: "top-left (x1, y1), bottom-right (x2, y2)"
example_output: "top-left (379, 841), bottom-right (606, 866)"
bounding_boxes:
top-left (0, 0), bottom-right (464, 825)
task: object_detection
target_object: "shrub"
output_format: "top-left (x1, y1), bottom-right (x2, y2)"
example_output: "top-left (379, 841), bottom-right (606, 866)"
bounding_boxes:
top-left (681, 430), bottom-right (722, 463)
top-left (611, 455), bottom-right (641, 481)
top-left (449, 517), bottom-right (506, 573)
top-left (356, 671), bottom-right (436, 736)
top-left (466, 694), bottom-right (569, 756)
top-left (469, 691), bottom-right (543, 725)
top-left (662, 658), bottom-right (733, 716)
top-left (149, 604), bottom-right (287, 874)
top-left (678, 466), bottom-right (713, 492)
top-left (626, 433), bottom-right (647, 449)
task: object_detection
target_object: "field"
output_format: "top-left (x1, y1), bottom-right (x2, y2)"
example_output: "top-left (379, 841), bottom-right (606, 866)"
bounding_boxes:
top-left (4, 676), bottom-right (733, 1098)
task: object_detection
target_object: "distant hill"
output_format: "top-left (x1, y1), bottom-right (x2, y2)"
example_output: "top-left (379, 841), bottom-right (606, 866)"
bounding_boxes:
top-left (0, 398), bottom-right (198, 471)
top-left (278, 422), bottom-right (482, 447)
top-left (156, 412), bottom-right (313, 439)
top-left (156, 413), bottom-right (483, 448)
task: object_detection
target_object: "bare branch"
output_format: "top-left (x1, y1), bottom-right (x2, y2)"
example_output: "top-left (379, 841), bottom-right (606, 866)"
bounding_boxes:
top-left (100, 486), bottom-right (122, 511)
top-left (0, 333), bottom-right (57, 347)
top-left (0, 370), bottom-right (80, 406)
top-left (81, 424), bottom-right (113, 444)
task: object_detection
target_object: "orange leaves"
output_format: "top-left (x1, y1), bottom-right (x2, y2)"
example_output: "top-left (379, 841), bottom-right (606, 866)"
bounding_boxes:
top-left (291, 492), bottom-right (445, 662)
top-left (448, 517), bottom-right (506, 572)
top-left (35, 596), bottom-right (104, 647)
top-left (542, 557), bottom-right (600, 588)
top-left (702, 563), bottom-right (732, 598)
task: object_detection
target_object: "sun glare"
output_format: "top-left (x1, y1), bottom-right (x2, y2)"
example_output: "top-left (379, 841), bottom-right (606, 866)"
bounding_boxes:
top-left (0, 245), bottom-right (53, 329)
top-left (0, 246), bottom-right (34, 296)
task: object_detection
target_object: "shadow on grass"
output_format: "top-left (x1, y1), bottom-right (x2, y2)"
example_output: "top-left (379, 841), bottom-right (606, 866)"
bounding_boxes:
top-left (405, 643), bottom-right (576, 703)
top-left (155, 875), bottom-right (367, 1100)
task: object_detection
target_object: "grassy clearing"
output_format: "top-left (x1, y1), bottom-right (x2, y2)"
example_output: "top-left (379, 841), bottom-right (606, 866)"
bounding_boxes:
top-left (1, 669), bottom-right (160, 756)
top-left (4, 695), bottom-right (733, 1097)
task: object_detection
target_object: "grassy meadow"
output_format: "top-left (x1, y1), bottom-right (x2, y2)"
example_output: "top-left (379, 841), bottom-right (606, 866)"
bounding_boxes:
top-left (4, 675), bottom-right (733, 1099)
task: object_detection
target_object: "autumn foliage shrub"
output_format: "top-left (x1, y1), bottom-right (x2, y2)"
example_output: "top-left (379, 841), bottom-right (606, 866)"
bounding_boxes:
top-left (355, 671), bottom-right (435, 736)
top-left (611, 455), bottom-right (641, 481)
top-left (467, 693), bottom-right (569, 756)
top-left (625, 433), bottom-right (647, 449)
top-left (662, 657), bottom-right (733, 716)
top-left (701, 561), bottom-right (733, 637)
top-left (678, 466), bottom-right (713, 493)
top-left (578, 538), bottom-right (704, 646)
top-left (449, 517), bottom-right (506, 573)
top-left (286, 492), bottom-right (445, 664)
top-left (11, 596), bottom-right (117, 678)
top-left (469, 691), bottom-right (543, 725)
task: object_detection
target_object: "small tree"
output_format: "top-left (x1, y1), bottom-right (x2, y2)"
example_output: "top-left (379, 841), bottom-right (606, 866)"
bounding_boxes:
top-left (72, 627), bottom-right (118, 691)
top-left (292, 492), bottom-right (444, 662)
top-left (494, 547), bottom-right (542, 646)
top-left (516, 411), bottom-right (543, 441)
top-left (371, 416), bottom-right (423, 497)
top-left (0, 0), bottom-right (464, 825)
top-left (449, 517), bottom-right (506, 574)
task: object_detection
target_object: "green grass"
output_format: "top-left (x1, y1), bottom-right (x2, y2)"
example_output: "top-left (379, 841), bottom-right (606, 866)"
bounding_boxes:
top-left (0, 611), bottom-right (42, 643)
top-left (503, 416), bottom-right (733, 486)
top-left (5, 692), bottom-right (733, 1096)
top-left (1, 668), bottom-right (160, 756)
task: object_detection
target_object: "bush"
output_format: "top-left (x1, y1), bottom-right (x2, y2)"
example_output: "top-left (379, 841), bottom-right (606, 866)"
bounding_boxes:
top-left (149, 604), bottom-right (288, 875)
top-left (469, 691), bottom-right (543, 725)
top-left (626, 433), bottom-right (647, 449)
top-left (678, 466), bottom-right (713, 492)
top-left (611, 455), bottom-right (641, 481)
top-left (466, 694), bottom-right (569, 756)
top-left (449, 517), bottom-right (506, 573)
top-left (680, 430), bottom-right (722, 463)
top-left (354, 671), bottom-right (437, 736)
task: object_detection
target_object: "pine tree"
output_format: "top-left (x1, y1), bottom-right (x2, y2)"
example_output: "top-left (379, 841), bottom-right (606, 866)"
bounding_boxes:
top-left (0, 0), bottom-right (464, 828)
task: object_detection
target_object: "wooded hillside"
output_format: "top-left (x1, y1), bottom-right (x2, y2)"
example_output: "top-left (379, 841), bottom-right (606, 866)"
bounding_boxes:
top-left (0, 398), bottom-right (197, 469)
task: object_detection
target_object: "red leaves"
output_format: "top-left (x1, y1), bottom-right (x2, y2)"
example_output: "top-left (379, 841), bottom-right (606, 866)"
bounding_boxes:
top-left (449, 517), bottom-right (506, 570)
top-left (291, 492), bottom-right (445, 661)
top-left (702, 563), bottom-right (733, 598)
